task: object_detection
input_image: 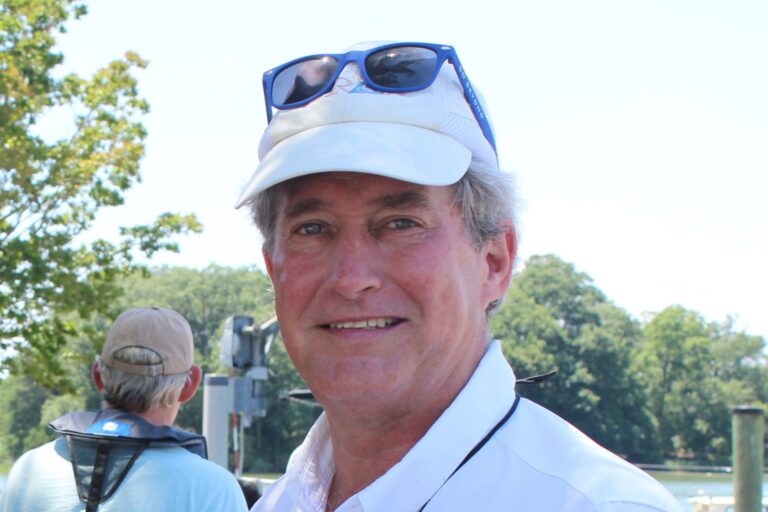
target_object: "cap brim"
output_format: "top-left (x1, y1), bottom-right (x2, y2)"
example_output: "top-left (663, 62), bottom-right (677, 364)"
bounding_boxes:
top-left (235, 121), bottom-right (472, 208)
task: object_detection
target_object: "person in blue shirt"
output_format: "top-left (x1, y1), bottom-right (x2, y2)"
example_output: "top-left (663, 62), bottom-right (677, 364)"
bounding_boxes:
top-left (0, 306), bottom-right (248, 512)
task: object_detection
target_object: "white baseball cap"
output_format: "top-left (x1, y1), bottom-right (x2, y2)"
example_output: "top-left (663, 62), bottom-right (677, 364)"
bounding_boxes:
top-left (235, 41), bottom-right (498, 209)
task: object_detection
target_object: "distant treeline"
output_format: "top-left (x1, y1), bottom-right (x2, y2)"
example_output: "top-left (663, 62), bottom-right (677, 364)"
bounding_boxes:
top-left (1, 255), bottom-right (766, 471)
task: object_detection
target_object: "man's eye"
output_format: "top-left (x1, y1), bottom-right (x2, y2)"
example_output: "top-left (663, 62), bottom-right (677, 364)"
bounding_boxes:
top-left (296, 223), bottom-right (324, 235)
top-left (386, 218), bottom-right (418, 230)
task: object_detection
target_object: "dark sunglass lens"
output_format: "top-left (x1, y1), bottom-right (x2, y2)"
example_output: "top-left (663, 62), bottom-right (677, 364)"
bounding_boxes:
top-left (272, 57), bottom-right (339, 106)
top-left (365, 46), bottom-right (438, 89)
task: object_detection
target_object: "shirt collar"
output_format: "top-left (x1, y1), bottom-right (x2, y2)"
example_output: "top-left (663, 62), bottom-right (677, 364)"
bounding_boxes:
top-left (357, 341), bottom-right (517, 512)
top-left (284, 412), bottom-right (335, 511)
top-left (283, 340), bottom-right (517, 512)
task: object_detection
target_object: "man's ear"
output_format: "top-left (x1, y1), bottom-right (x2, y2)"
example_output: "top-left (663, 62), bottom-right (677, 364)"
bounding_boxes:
top-left (179, 364), bottom-right (202, 404)
top-left (92, 361), bottom-right (105, 391)
top-left (263, 243), bottom-right (275, 280)
top-left (482, 226), bottom-right (517, 308)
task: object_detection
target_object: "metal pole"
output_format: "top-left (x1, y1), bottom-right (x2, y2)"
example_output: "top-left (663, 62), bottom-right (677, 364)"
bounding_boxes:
top-left (203, 374), bottom-right (233, 469)
top-left (733, 405), bottom-right (765, 512)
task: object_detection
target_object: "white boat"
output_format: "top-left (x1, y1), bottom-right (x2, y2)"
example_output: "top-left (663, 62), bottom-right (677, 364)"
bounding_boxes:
top-left (689, 495), bottom-right (768, 512)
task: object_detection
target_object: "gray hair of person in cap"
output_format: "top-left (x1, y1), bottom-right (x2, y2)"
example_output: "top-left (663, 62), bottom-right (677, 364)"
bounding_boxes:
top-left (94, 307), bottom-right (198, 413)
top-left (240, 42), bottom-right (517, 317)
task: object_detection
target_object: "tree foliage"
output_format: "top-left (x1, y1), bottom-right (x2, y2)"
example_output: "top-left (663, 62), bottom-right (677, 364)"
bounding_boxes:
top-left (638, 306), bottom-right (767, 461)
top-left (493, 254), bottom-right (659, 460)
top-left (494, 256), bottom-right (767, 463)
top-left (0, 0), bottom-right (201, 390)
top-left (0, 375), bottom-right (49, 461)
top-left (117, 265), bottom-right (276, 357)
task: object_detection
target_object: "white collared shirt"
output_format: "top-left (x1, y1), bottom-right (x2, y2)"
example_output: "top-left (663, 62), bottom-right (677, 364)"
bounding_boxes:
top-left (252, 341), bottom-right (681, 512)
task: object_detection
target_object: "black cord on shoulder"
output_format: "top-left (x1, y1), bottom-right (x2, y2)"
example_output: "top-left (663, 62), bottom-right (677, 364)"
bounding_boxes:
top-left (515, 370), bottom-right (557, 384)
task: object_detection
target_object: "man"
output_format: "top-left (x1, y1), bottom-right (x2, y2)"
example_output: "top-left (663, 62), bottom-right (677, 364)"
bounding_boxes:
top-left (0, 307), bottom-right (248, 512)
top-left (237, 42), bottom-right (681, 511)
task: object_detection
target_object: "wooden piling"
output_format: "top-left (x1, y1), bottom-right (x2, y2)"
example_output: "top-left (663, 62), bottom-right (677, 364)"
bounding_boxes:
top-left (733, 405), bottom-right (765, 512)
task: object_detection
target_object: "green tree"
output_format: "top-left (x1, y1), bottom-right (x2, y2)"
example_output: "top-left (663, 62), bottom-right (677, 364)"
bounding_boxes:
top-left (639, 306), bottom-right (713, 458)
top-left (710, 317), bottom-right (768, 398)
top-left (638, 306), bottom-right (766, 461)
top-left (118, 265), bottom-right (276, 358)
top-left (0, 376), bottom-right (49, 462)
top-left (493, 255), bottom-right (659, 461)
top-left (1, 0), bottom-right (200, 390)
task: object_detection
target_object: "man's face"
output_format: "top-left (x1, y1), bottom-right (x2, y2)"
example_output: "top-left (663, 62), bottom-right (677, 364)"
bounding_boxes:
top-left (264, 172), bottom-right (514, 417)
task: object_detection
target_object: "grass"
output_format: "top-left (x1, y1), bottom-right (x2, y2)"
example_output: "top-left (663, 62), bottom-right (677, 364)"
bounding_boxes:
top-left (241, 473), bottom-right (282, 481)
top-left (649, 471), bottom-right (734, 482)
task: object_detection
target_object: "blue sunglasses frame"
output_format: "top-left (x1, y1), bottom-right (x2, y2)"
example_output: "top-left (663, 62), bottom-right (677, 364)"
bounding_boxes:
top-left (262, 42), bottom-right (496, 151)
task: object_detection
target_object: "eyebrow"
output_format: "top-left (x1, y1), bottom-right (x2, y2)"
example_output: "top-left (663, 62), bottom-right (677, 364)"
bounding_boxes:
top-left (283, 190), bottom-right (432, 220)
top-left (284, 198), bottom-right (328, 220)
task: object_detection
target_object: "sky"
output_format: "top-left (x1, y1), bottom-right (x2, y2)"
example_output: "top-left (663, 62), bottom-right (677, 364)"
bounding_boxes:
top-left (46, 0), bottom-right (767, 339)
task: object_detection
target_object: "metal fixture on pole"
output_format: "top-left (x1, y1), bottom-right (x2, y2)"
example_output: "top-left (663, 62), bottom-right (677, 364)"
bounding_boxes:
top-left (202, 315), bottom-right (279, 470)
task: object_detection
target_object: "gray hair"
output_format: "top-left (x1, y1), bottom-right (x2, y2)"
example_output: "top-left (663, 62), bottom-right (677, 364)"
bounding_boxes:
top-left (450, 167), bottom-right (517, 251)
top-left (249, 167), bottom-right (517, 317)
top-left (96, 347), bottom-right (190, 413)
top-left (451, 167), bottom-right (517, 317)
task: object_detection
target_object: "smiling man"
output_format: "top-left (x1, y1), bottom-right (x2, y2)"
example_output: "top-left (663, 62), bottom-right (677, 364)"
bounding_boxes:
top-left (237, 42), bottom-right (680, 512)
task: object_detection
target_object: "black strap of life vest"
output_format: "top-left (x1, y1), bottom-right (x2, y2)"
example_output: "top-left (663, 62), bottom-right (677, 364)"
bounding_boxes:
top-left (69, 437), bottom-right (147, 512)
top-left (85, 442), bottom-right (110, 512)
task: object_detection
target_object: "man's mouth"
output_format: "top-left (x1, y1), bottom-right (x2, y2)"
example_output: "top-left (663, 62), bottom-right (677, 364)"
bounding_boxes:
top-left (326, 318), bottom-right (401, 329)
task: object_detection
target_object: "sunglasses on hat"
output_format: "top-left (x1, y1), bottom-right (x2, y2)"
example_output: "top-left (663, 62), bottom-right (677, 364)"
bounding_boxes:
top-left (262, 42), bottom-right (496, 151)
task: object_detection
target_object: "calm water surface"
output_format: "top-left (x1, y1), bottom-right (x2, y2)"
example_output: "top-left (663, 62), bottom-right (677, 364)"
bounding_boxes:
top-left (652, 471), bottom-right (767, 511)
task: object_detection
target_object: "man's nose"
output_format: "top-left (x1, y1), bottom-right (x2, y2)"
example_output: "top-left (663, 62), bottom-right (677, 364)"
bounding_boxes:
top-left (326, 232), bottom-right (382, 300)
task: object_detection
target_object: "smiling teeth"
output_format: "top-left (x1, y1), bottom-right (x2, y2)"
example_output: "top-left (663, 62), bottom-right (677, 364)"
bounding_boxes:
top-left (329, 318), bottom-right (394, 329)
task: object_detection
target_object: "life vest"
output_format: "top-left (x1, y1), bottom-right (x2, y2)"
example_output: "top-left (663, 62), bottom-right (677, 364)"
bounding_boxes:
top-left (49, 409), bottom-right (208, 512)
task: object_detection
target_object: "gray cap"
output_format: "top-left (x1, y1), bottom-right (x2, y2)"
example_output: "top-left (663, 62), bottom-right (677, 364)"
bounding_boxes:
top-left (102, 307), bottom-right (194, 376)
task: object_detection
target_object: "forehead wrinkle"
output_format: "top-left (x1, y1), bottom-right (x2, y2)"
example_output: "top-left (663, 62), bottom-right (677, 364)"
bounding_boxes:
top-left (375, 190), bottom-right (432, 211)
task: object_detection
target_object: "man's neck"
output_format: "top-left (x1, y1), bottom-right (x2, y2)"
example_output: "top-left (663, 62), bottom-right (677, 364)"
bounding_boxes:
top-left (105, 403), bottom-right (179, 427)
top-left (321, 337), bottom-right (489, 511)
top-left (322, 388), bottom-right (461, 511)
top-left (137, 406), bottom-right (178, 427)
top-left (324, 412), bottom-right (431, 511)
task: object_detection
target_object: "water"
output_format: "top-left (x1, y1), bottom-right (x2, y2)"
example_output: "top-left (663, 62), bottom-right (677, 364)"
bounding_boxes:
top-left (652, 471), bottom-right (768, 511)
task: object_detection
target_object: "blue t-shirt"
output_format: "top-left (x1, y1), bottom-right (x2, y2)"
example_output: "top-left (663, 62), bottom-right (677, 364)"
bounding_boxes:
top-left (0, 437), bottom-right (248, 512)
